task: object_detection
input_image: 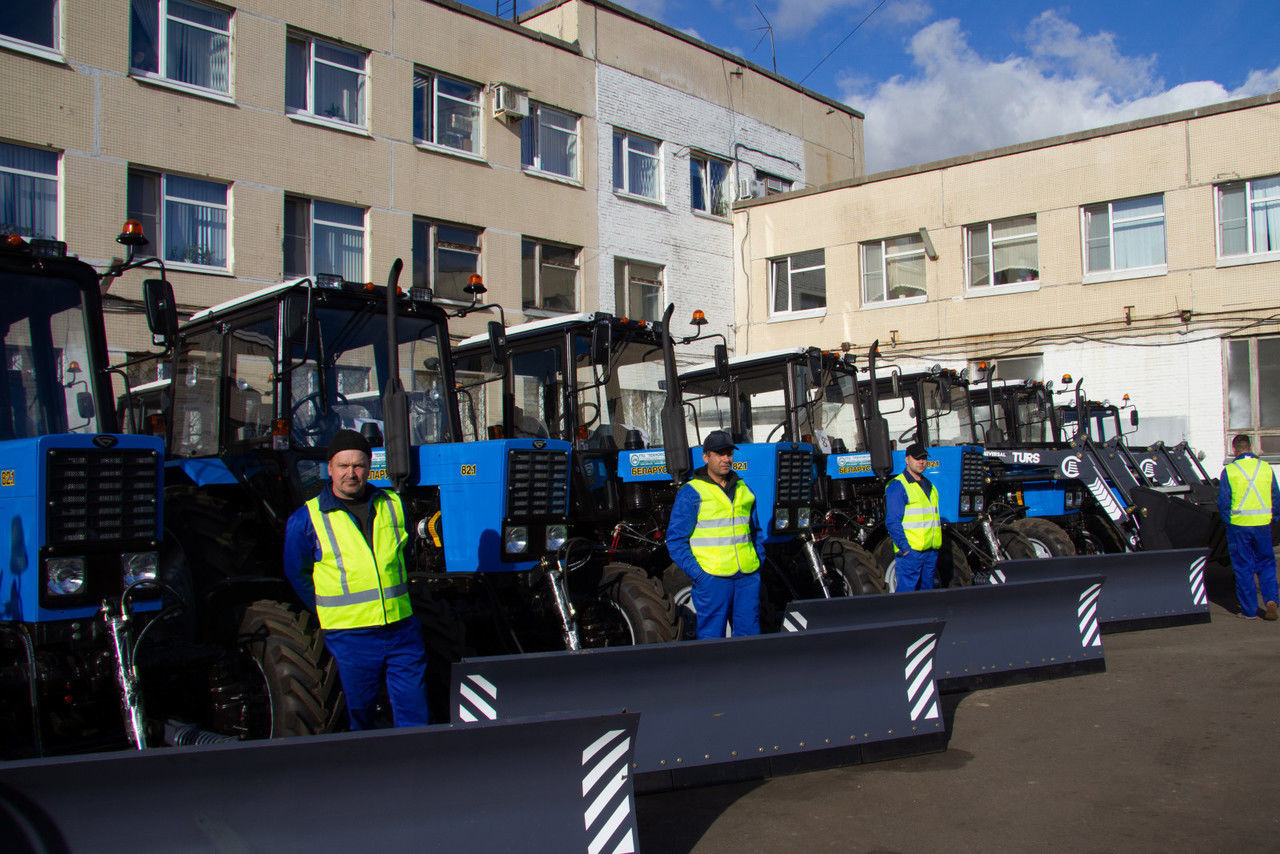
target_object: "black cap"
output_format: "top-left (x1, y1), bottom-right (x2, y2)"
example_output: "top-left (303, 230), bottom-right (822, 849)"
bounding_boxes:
top-left (703, 430), bottom-right (738, 453)
top-left (904, 442), bottom-right (928, 460)
top-left (327, 428), bottom-right (372, 460)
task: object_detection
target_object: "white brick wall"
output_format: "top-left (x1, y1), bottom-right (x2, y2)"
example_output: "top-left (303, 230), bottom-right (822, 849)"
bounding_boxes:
top-left (595, 64), bottom-right (805, 358)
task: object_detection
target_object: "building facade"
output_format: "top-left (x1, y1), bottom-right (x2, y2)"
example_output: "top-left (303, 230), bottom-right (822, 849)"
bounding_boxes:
top-left (1, 0), bottom-right (860, 379)
top-left (732, 93), bottom-right (1280, 461)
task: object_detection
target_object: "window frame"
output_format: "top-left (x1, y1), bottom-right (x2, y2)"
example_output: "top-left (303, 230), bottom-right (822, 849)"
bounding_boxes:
top-left (412, 68), bottom-right (484, 158)
top-left (614, 258), bottom-right (664, 323)
top-left (412, 218), bottom-right (484, 304)
top-left (521, 102), bottom-right (580, 182)
top-left (690, 152), bottom-right (731, 218)
top-left (521, 237), bottom-right (580, 315)
top-left (129, 0), bottom-right (232, 98)
top-left (1216, 175), bottom-right (1280, 265)
top-left (1223, 334), bottom-right (1280, 461)
top-left (612, 128), bottom-right (662, 203)
top-left (1081, 193), bottom-right (1167, 283)
top-left (283, 195), bottom-right (366, 283)
top-left (0, 142), bottom-right (59, 240)
top-left (965, 214), bottom-right (1040, 294)
top-left (0, 0), bottom-right (61, 60)
top-left (127, 167), bottom-right (231, 272)
top-left (769, 249), bottom-right (827, 318)
top-left (285, 32), bottom-right (368, 130)
top-left (861, 234), bottom-right (927, 306)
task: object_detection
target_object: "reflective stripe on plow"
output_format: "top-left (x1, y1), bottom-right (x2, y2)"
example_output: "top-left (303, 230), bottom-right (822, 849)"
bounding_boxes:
top-left (904, 633), bottom-right (940, 721)
top-left (456, 674), bottom-right (498, 722)
top-left (1077, 583), bottom-right (1103, 648)
top-left (1189, 556), bottom-right (1208, 606)
top-left (781, 611), bottom-right (807, 632)
top-left (581, 729), bottom-right (636, 854)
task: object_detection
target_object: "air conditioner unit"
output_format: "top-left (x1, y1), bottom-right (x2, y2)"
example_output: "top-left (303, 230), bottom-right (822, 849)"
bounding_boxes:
top-left (737, 178), bottom-right (768, 200)
top-left (492, 83), bottom-right (529, 120)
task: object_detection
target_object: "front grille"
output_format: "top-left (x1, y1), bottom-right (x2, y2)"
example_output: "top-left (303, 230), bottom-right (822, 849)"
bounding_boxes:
top-left (506, 448), bottom-right (569, 518)
top-left (46, 448), bottom-right (160, 545)
top-left (961, 451), bottom-right (986, 491)
top-left (776, 449), bottom-right (814, 504)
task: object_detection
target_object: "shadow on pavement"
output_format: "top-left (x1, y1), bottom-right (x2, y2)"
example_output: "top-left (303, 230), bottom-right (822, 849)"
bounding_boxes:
top-left (636, 778), bottom-right (767, 854)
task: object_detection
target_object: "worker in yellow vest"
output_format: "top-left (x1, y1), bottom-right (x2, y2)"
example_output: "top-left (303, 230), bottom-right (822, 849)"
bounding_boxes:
top-left (284, 430), bottom-right (429, 727)
top-left (666, 430), bottom-right (767, 638)
top-left (1216, 434), bottom-right (1280, 620)
top-left (884, 443), bottom-right (943, 592)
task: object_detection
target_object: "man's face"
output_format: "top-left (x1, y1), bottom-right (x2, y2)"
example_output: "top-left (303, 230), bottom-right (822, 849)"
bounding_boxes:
top-left (703, 448), bottom-right (735, 479)
top-left (329, 449), bottom-right (371, 501)
top-left (906, 454), bottom-right (927, 476)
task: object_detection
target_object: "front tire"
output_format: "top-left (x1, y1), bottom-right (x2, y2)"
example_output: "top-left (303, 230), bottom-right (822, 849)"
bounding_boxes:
top-left (235, 601), bottom-right (344, 738)
top-left (597, 564), bottom-right (681, 645)
top-left (817, 538), bottom-right (881, 595)
top-left (1008, 517), bottom-right (1076, 557)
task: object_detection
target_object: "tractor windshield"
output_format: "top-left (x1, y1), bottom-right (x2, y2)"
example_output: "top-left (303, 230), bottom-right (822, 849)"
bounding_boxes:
top-left (1013, 388), bottom-right (1055, 443)
top-left (919, 378), bottom-right (972, 446)
top-left (795, 363), bottom-right (865, 451)
top-left (289, 306), bottom-right (450, 448)
top-left (681, 369), bottom-right (791, 445)
top-left (0, 273), bottom-right (100, 438)
top-left (572, 334), bottom-right (666, 449)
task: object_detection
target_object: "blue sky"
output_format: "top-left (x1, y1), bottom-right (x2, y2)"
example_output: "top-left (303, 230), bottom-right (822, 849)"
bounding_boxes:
top-left (472, 0), bottom-right (1280, 172)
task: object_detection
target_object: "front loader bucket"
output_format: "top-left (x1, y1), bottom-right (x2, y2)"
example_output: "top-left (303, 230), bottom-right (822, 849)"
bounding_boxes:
top-left (0, 712), bottom-right (639, 854)
top-left (1130, 485), bottom-right (1227, 563)
top-left (782, 575), bottom-right (1106, 691)
top-left (989, 548), bottom-right (1211, 630)
top-left (452, 620), bottom-right (947, 791)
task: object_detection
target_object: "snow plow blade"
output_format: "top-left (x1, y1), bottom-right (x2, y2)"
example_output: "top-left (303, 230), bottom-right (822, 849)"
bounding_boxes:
top-left (990, 548), bottom-right (1211, 630)
top-left (0, 712), bottom-right (639, 854)
top-left (782, 575), bottom-right (1106, 691)
top-left (452, 620), bottom-right (947, 791)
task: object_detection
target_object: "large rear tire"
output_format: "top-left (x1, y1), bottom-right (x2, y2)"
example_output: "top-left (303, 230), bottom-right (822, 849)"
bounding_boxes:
top-left (817, 538), bottom-right (881, 595)
top-left (996, 526), bottom-right (1038, 561)
top-left (597, 564), bottom-right (681, 645)
top-left (235, 601), bottom-right (344, 738)
top-left (1008, 517), bottom-right (1076, 557)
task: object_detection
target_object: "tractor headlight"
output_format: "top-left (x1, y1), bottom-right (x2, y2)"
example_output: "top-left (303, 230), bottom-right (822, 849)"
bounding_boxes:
top-left (796, 506), bottom-right (811, 529)
top-left (774, 508), bottom-right (791, 531)
top-left (503, 526), bottom-right (529, 555)
top-left (47, 557), bottom-right (87, 596)
top-left (973, 495), bottom-right (984, 512)
top-left (122, 551), bottom-right (160, 587)
top-left (960, 495), bottom-right (971, 513)
top-left (545, 524), bottom-right (568, 552)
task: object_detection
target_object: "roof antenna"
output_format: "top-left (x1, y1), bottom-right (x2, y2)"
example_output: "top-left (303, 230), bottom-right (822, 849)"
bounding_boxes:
top-left (753, 4), bottom-right (776, 73)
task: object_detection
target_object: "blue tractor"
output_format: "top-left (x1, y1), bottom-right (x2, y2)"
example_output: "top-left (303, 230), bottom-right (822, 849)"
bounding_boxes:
top-left (0, 228), bottom-right (174, 757)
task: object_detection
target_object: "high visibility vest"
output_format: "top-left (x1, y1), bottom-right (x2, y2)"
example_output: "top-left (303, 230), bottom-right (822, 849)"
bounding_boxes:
top-left (687, 478), bottom-right (761, 577)
top-left (305, 490), bottom-right (414, 630)
top-left (1225, 456), bottom-right (1275, 527)
top-left (891, 473), bottom-right (942, 550)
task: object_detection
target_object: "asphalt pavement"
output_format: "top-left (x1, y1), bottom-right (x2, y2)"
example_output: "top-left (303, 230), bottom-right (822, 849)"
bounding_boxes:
top-left (637, 570), bottom-right (1280, 853)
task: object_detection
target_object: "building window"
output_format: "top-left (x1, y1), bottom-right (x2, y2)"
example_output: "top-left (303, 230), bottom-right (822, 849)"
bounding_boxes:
top-left (285, 33), bottom-right (366, 127)
top-left (522, 238), bottom-right (578, 313)
top-left (412, 70), bottom-right (482, 154)
top-left (1225, 335), bottom-right (1280, 458)
top-left (612, 130), bottom-right (660, 201)
top-left (691, 153), bottom-right (730, 217)
top-left (1, 0), bottom-right (59, 53)
top-left (770, 250), bottom-right (826, 314)
top-left (615, 258), bottom-right (663, 322)
top-left (756, 170), bottom-right (792, 195)
top-left (1218, 176), bottom-right (1280, 258)
top-left (283, 196), bottom-right (364, 282)
top-left (521, 103), bottom-right (579, 180)
top-left (130, 0), bottom-right (230, 94)
top-left (1083, 194), bottom-right (1165, 274)
top-left (0, 143), bottom-right (57, 239)
top-left (128, 168), bottom-right (228, 269)
top-left (412, 219), bottom-right (482, 302)
top-left (862, 235), bottom-right (925, 303)
top-left (967, 215), bottom-right (1038, 288)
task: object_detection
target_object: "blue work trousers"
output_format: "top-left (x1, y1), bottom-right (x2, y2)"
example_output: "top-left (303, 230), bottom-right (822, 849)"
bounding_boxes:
top-left (896, 548), bottom-right (937, 592)
top-left (1226, 524), bottom-right (1279, 617)
top-left (323, 617), bottom-right (430, 730)
top-left (692, 570), bottom-right (761, 639)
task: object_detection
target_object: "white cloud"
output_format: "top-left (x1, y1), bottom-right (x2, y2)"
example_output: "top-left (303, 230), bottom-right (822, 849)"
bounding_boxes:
top-left (841, 14), bottom-right (1280, 173)
top-left (619, 0), bottom-right (668, 19)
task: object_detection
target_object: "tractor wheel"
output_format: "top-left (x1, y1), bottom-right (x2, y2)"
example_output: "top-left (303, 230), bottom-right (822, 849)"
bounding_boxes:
top-left (234, 601), bottom-right (344, 738)
top-left (597, 563), bottom-right (681, 645)
top-left (662, 565), bottom-right (698, 640)
top-left (1080, 512), bottom-right (1127, 554)
top-left (817, 538), bottom-right (881, 596)
top-left (996, 526), bottom-right (1039, 561)
top-left (1008, 517), bottom-right (1076, 558)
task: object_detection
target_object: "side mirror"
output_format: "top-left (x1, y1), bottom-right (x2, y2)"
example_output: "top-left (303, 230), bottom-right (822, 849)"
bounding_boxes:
top-left (76, 391), bottom-right (95, 420)
top-left (590, 318), bottom-right (611, 366)
top-left (806, 348), bottom-right (823, 385)
top-left (143, 278), bottom-right (178, 347)
top-left (713, 343), bottom-right (729, 380)
top-left (824, 384), bottom-right (844, 404)
top-left (890, 370), bottom-right (901, 398)
top-left (867, 414), bottom-right (892, 478)
top-left (487, 320), bottom-right (507, 364)
top-left (284, 293), bottom-right (307, 341)
top-left (1130, 410), bottom-right (1139, 427)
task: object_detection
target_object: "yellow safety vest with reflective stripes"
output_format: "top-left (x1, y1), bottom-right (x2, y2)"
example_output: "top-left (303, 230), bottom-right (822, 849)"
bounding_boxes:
top-left (892, 473), bottom-right (942, 551)
top-left (305, 490), bottom-right (413, 630)
top-left (1226, 456), bottom-right (1275, 527)
top-left (687, 478), bottom-right (761, 577)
